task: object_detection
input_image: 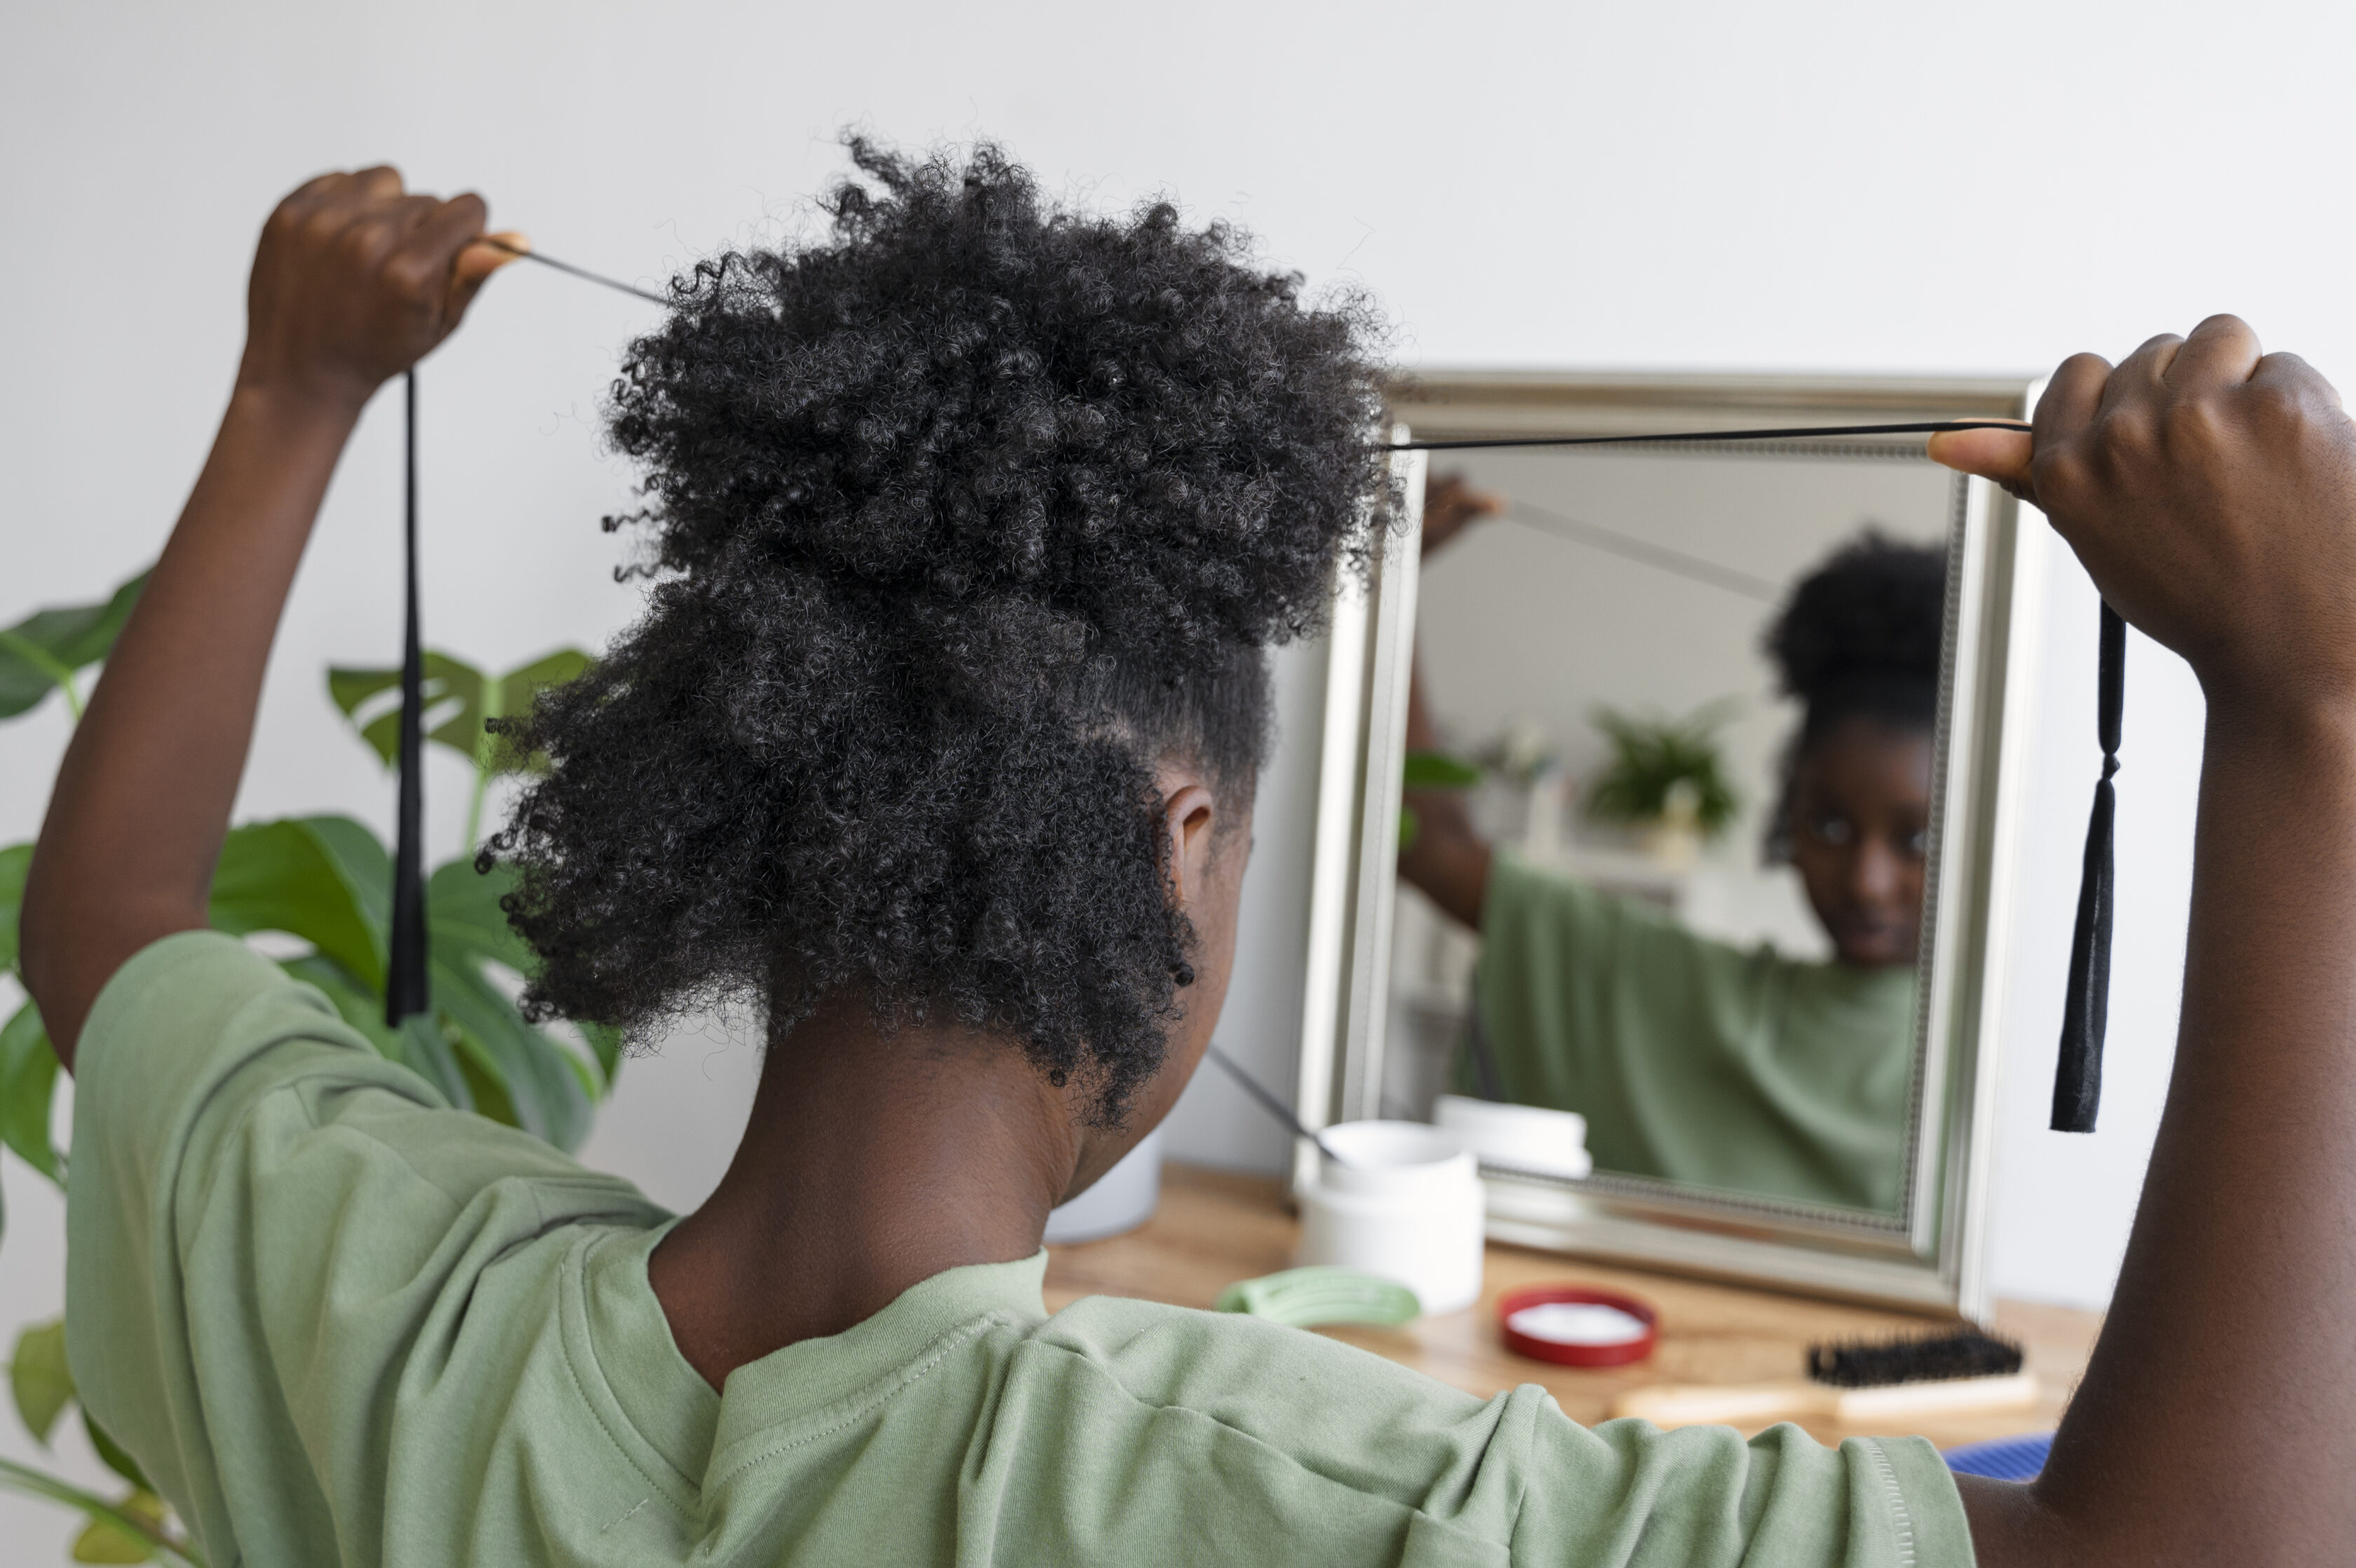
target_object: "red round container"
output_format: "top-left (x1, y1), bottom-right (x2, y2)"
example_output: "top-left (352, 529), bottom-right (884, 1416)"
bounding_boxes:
top-left (1497, 1284), bottom-right (1659, 1367)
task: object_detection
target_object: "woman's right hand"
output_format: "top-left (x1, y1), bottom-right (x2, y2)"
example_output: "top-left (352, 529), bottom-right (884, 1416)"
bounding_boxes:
top-left (236, 166), bottom-right (519, 414)
top-left (1930, 315), bottom-right (2356, 722)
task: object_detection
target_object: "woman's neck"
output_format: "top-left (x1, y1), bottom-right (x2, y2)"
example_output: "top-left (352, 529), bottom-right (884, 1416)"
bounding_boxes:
top-left (647, 995), bottom-right (1081, 1391)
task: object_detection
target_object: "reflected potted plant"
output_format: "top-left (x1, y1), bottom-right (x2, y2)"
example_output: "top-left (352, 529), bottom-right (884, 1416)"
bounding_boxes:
top-left (1584, 701), bottom-right (1742, 869)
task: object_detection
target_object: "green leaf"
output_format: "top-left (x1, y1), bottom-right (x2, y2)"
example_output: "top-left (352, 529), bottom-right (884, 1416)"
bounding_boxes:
top-left (1397, 803), bottom-right (1421, 853)
top-left (1585, 701), bottom-right (1744, 835)
top-left (426, 856), bottom-right (595, 1143)
top-left (278, 954), bottom-right (398, 1053)
top-left (323, 666), bottom-right (401, 766)
top-left (1, 1001), bottom-right (63, 1184)
top-left (578, 1021), bottom-right (623, 1086)
top-left (431, 954), bottom-right (590, 1149)
top-left (394, 1013), bottom-right (473, 1114)
top-left (0, 570), bottom-right (149, 720)
top-left (11, 1318), bottom-right (72, 1445)
top-left (194, 812), bottom-right (602, 1147)
top-left (330, 649), bottom-right (590, 777)
top-left (209, 818), bottom-right (388, 993)
top-left (427, 856), bottom-right (532, 971)
top-left (86, 1414), bottom-right (153, 1494)
top-left (0, 840), bottom-right (30, 973)
top-left (71, 1479), bottom-right (172, 1563)
top-left (327, 653), bottom-right (487, 771)
top-left (274, 953), bottom-right (475, 1114)
top-left (73, 1510), bottom-right (160, 1562)
top-left (452, 1042), bottom-right (520, 1129)
top-left (1402, 750), bottom-right (1482, 790)
top-left (297, 814), bottom-right (394, 940)
top-left (487, 649), bottom-right (592, 773)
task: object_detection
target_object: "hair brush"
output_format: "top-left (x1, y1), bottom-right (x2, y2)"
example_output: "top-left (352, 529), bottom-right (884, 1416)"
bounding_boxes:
top-left (1606, 1326), bottom-right (2036, 1428)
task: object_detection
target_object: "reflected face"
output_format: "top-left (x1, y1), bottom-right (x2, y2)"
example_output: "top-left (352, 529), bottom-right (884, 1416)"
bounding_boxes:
top-left (1786, 717), bottom-right (1934, 968)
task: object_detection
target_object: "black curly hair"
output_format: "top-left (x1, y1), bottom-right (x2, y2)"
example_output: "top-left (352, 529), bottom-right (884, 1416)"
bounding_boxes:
top-left (1761, 529), bottom-right (1948, 855)
top-left (1767, 530), bottom-right (1949, 741)
top-left (487, 139), bottom-right (1388, 1121)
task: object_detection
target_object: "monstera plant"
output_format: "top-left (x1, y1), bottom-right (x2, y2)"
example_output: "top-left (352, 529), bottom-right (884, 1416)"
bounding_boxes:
top-left (0, 569), bottom-right (611, 1563)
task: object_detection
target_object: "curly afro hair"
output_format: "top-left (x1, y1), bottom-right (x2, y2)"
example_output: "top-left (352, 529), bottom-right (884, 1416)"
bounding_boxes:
top-left (487, 139), bottom-right (1389, 1121)
top-left (1765, 529), bottom-right (1949, 745)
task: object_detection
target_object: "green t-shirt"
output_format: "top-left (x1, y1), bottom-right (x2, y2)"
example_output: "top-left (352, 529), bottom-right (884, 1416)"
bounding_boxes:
top-left (1472, 853), bottom-right (1918, 1212)
top-left (66, 931), bottom-right (1970, 1566)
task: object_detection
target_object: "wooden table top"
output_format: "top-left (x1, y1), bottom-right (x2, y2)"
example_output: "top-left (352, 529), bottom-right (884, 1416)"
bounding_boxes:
top-left (1045, 1163), bottom-right (2099, 1450)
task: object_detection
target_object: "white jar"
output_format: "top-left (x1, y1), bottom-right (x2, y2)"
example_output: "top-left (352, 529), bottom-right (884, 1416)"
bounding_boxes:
top-left (1433, 1095), bottom-right (1593, 1180)
top-left (1296, 1121), bottom-right (1486, 1315)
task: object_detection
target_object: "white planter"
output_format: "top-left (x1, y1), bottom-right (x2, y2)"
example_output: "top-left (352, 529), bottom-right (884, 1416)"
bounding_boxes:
top-left (1043, 1126), bottom-right (1165, 1243)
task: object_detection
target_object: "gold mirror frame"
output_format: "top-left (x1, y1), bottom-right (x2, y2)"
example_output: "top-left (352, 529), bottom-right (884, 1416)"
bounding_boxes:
top-left (1291, 371), bottom-right (2045, 1318)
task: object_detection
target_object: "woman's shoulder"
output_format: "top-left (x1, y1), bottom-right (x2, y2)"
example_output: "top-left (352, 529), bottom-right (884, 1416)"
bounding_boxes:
top-left (1030, 1292), bottom-right (1487, 1416)
top-left (1007, 1295), bottom-right (1550, 1537)
top-left (999, 1293), bottom-right (1963, 1566)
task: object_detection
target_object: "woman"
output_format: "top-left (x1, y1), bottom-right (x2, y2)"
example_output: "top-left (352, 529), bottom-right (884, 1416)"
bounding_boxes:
top-left (22, 144), bottom-right (2356, 1567)
top-left (1402, 508), bottom-right (1945, 1211)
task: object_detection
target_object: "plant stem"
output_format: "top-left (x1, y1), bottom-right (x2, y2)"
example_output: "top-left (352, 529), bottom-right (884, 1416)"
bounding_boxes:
top-left (0, 1457), bottom-right (205, 1567)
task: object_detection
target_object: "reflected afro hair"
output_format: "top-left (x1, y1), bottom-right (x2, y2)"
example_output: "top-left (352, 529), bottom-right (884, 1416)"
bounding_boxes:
top-left (488, 140), bottom-right (1388, 1119)
top-left (1766, 529), bottom-right (1949, 744)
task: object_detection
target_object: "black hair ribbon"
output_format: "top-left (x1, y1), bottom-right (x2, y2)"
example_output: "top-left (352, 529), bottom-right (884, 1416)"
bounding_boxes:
top-left (401, 247), bottom-right (2108, 1134)
top-left (2052, 602), bottom-right (2125, 1132)
top-left (386, 370), bottom-right (428, 1027)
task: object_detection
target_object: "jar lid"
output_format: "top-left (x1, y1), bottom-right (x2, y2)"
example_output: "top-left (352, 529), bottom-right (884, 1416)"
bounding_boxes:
top-left (1498, 1284), bottom-right (1659, 1367)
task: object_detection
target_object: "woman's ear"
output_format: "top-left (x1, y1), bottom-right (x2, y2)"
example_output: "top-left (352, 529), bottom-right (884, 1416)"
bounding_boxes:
top-left (1159, 776), bottom-right (1220, 912)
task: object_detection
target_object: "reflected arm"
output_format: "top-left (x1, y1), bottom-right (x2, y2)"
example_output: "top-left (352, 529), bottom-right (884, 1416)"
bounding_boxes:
top-left (1397, 653), bottom-right (1491, 930)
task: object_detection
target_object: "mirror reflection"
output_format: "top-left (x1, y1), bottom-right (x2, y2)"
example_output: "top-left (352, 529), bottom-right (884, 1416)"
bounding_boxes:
top-left (1389, 448), bottom-right (1958, 1215)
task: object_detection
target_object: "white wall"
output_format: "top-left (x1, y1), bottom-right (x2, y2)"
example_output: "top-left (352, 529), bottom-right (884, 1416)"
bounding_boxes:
top-left (3, 0), bottom-right (2339, 1542)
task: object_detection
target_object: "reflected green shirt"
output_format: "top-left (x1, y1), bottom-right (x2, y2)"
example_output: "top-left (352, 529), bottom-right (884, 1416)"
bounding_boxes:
top-left (1472, 853), bottom-right (1918, 1212)
top-left (67, 931), bottom-right (1969, 1566)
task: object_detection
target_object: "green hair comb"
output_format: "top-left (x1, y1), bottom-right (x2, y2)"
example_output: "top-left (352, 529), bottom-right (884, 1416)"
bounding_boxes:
top-left (1213, 1267), bottom-right (1421, 1328)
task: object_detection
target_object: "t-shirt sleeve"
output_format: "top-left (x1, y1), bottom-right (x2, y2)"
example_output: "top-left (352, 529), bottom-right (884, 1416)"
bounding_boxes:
top-left (64, 930), bottom-right (658, 1546)
top-left (1472, 851), bottom-right (1709, 1109)
top-left (1034, 1298), bottom-right (1975, 1567)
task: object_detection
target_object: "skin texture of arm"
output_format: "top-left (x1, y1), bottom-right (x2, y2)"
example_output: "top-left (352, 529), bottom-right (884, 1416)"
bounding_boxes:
top-left (19, 169), bottom-right (513, 1068)
top-left (1932, 316), bottom-right (2356, 1564)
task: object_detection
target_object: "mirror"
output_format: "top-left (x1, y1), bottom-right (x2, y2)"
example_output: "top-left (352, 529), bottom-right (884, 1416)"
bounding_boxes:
top-left (1292, 373), bottom-right (2042, 1316)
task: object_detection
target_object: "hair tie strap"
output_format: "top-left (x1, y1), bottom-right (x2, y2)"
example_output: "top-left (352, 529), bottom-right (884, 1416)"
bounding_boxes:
top-left (2052, 602), bottom-right (2125, 1133)
top-left (1381, 419), bottom-right (2030, 453)
top-left (387, 370), bottom-right (431, 1029)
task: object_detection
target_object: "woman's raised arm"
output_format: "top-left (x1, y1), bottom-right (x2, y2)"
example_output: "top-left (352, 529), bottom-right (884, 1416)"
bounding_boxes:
top-left (19, 168), bottom-right (512, 1067)
top-left (1934, 318), bottom-right (2356, 1564)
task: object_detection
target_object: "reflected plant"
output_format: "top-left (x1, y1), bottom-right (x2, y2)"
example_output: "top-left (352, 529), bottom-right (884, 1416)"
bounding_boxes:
top-left (0, 569), bottom-right (612, 1562)
top-left (1585, 700), bottom-right (1742, 839)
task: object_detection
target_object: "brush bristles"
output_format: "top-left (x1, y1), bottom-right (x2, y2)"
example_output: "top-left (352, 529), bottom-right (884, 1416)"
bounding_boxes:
top-left (1807, 1327), bottom-right (2025, 1388)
